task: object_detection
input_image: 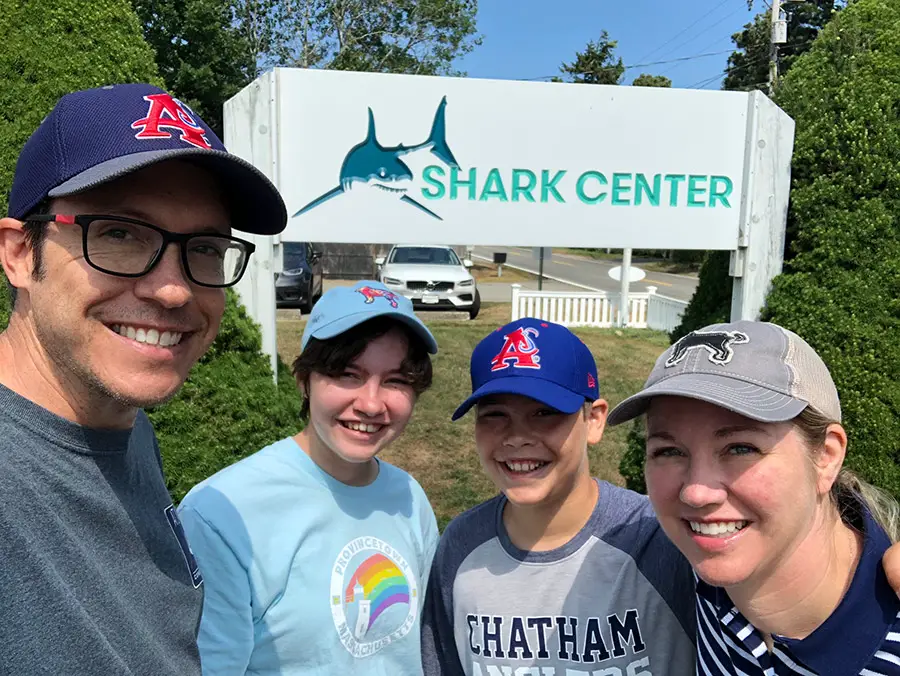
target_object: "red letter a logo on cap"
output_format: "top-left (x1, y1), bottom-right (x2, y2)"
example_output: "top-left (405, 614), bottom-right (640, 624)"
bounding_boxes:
top-left (490, 327), bottom-right (541, 371)
top-left (132, 94), bottom-right (212, 149)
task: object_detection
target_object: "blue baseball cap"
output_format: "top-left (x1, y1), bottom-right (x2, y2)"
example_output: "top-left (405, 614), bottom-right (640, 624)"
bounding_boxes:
top-left (8, 83), bottom-right (287, 235)
top-left (301, 281), bottom-right (438, 354)
top-left (452, 318), bottom-right (599, 420)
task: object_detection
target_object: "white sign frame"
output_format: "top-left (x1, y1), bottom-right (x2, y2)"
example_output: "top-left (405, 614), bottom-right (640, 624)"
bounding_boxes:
top-left (224, 69), bottom-right (795, 379)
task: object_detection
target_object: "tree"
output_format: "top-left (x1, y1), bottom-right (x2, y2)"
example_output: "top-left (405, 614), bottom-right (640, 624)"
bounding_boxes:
top-left (0, 0), bottom-right (302, 502)
top-left (131, 0), bottom-right (481, 136)
top-left (558, 31), bottom-right (624, 85)
top-left (274, 0), bottom-right (480, 74)
top-left (631, 73), bottom-right (671, 87)
top-left (762, 0), bottom-right (900, 498)
top-left (131, 0), bottom-right (256, 135)
top-left (670, 1), bottom-right (844, 342)
top-left (0, 0), bottom-right (163, 217)
top-left (724, 1), bottom-right (841, 92)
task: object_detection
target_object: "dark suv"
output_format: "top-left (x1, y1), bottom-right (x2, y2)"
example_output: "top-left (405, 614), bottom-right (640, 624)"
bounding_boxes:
top-left (275, 242), bottom-right (324, 313)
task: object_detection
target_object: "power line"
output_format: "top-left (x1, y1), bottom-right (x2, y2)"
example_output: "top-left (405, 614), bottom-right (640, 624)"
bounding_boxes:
top-left (518, 49), bottom-right (738, 82)
top-left (686, 51), bottom-right (774, 88)
top-left (654, 29), bottom-right (742, 77)
top-left (632, 0), bottom-right (739, 64)
top-left (650, 5), bottom-right (748, 66)
top-left (625, 49), bottom-right (736, 70)
top-left (684, 37), bottom-right (815, 89)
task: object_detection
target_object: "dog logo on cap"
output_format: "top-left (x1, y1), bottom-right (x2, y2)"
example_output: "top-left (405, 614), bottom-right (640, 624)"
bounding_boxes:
top-left (357, 286), bottom-right (399, 308)
top-left (490, 327), bottom-right (540, 372)
top-left (132, 93), bottom-right (212, 150)
top-left (666, 329), bottom-right (750, 367)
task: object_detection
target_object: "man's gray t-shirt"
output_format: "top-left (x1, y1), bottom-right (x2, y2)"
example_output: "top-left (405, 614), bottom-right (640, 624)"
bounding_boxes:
top-left (421, 480), bottom-right (696, 675)
top-left (0, 384), bottom-right (203, 674)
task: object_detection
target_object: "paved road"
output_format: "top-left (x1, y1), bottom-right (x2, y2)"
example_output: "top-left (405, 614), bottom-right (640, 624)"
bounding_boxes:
top-left (472, 246), bottom-right (698, 302)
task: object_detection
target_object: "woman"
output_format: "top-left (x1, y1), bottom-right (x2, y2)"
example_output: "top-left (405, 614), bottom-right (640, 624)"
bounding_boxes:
top-left (178, 280), bottom-right (439, 675)
top-left (608, 319), bottom-right (900, 676)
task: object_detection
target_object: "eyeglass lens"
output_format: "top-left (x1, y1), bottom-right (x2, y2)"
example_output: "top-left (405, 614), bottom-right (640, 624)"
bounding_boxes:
top-left (85, 218), bottom-right (248, 286)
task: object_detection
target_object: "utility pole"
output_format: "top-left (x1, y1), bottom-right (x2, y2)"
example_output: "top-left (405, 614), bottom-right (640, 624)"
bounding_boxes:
top-left (769, 0), bottom-right (787, 94)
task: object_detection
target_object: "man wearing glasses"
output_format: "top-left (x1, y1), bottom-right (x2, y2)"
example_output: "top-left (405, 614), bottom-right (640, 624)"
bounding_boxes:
top-left (0, 83), bottom-right (286, 674)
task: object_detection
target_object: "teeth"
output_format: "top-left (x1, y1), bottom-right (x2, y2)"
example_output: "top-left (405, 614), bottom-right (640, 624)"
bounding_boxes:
top-left (504, 460), bottom-right (547, 473)
top-left (112, 324), bottom-right (182, 347)
top-left (689, 521), bottom-right (748, 536)
top-left (345, 422), bottom-right (382, 433)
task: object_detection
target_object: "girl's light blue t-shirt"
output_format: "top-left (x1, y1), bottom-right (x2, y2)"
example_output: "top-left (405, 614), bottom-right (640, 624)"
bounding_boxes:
top-left (179, 437), bottom-right (439, 675)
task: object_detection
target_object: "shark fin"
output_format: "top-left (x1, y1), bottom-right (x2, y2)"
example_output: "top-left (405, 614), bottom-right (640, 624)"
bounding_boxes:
top-left (293, 185), bottom-right (345, 217)
top-left (401, 194), bottom-right (443, 220)
top-left (426, 96), bottom-right (458, 168)
top-left (366, 108), bottom-right (377, 144)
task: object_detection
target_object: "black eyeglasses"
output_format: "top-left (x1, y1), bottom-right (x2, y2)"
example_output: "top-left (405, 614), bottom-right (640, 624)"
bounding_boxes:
top-left (29, 214), bottom-right (256, 288)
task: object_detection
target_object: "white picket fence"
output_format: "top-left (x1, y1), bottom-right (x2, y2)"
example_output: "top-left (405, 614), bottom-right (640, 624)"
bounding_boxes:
top-left (510, 284), bottom-right (688, 332)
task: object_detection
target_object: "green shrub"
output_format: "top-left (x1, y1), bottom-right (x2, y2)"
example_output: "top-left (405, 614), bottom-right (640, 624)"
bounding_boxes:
top-left (0, 1), bottom-right (301, 502)
top-left (656, 0), bottom-right (900, 500)
top-left (0, 0), bottom-right (164, 216)
top-left (669, 250), bottom-right (732, 343)
top-left (762, 0), bottom-right (900, 498)
top-left (147, 291), bottom-right (302, 503)
top-left (618, 418), bottom-right (647, 494)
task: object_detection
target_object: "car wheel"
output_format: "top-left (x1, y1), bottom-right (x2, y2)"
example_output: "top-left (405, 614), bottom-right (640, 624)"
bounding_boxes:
top-left (300, 286), bottom-right (316, 314)
top-left (468, 289), bottom-right (481, 320)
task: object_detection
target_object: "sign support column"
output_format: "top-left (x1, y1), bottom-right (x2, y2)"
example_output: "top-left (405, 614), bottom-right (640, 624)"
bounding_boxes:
top-left (730, 91), bottom-right (795, 321)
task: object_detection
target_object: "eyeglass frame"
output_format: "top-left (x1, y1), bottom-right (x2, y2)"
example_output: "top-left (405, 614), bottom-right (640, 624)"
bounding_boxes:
top-left (25, 214), bottom-right (256, 289)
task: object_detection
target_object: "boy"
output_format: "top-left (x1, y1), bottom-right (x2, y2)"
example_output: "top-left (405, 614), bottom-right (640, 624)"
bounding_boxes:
top-left (420, 318), bottom-right (695, 675)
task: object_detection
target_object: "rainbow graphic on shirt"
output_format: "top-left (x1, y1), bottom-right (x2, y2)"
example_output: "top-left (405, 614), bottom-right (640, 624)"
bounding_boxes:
top-left (343, 553), bottom-right (411, 629)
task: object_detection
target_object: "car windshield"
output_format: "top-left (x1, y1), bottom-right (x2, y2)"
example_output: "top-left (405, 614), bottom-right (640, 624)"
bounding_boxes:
top-left (283, 243), bottom-right (307, 269)
top-left (388, 247), bottom-right (461, 265)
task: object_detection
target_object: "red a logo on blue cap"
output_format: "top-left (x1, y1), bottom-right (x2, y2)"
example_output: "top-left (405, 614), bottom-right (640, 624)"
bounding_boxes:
top-left (131, 93), bottom-right (212, 150)
top-left (491, 327), bottom-right (540, 371)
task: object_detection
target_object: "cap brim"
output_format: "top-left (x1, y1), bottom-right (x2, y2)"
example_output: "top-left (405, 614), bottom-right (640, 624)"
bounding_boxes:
top-left (48, 149), bottom-right (287, 236)
top-left (304, 308), bottom-right (438, 354)
top-left (607, 372), bottom-right (808, 426)
top-left (451, 376), bottom-right (585, 421)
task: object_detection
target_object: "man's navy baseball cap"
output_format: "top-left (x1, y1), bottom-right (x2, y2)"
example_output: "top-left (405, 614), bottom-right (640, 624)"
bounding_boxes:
top-left (452, 318), bottom-right (599, 420)
top-left (301, 280), bottom-right (438, 354)
top-left (8, 83), bottom-right (287, 235)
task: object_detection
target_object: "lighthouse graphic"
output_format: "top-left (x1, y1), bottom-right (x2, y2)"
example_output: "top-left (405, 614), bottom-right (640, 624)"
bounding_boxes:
top-left (332, 541), bottom-right (418, 659)
top-left (353, 582), bottom-right (371, 639)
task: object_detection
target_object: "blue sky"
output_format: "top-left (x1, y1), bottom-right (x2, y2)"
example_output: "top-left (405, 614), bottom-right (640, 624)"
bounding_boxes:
top-left (454, 0), bottom-right (768, 90)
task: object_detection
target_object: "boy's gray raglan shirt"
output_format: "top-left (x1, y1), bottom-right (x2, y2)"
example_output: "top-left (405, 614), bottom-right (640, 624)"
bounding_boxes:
top-left (421, 480), bottom-right (696, 675)
top-left (0, 383), bottom-right (203, 674)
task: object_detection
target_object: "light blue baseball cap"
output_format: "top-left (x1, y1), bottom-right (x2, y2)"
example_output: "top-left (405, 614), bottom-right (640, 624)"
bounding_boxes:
top-left (301, 280), bottom-right (438, 354)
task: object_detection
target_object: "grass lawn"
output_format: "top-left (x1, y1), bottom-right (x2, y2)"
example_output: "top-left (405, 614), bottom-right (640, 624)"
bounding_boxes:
top-left (276, 303), bottom-right (668, 529)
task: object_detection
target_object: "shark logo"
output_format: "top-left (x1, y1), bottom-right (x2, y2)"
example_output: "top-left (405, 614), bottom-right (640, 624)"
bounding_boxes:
top-left (294, 97), bottom-right (459, 220)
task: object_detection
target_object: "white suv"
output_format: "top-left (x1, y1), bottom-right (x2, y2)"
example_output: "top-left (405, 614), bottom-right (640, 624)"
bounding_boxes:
top-left (375, 245), bottom-right (480, 319)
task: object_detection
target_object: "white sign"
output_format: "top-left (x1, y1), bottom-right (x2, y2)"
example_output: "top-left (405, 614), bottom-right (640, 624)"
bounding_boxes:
top-left (608, 265), bottom-right (646, 283)
top-left (269, 68), bottom-right (751, 250)
top-left (223, 69), bottom-right (795, 381)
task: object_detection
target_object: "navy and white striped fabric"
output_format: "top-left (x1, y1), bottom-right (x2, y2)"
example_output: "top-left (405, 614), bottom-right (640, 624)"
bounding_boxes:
top-left (695, 507), bottom-right (900, 675)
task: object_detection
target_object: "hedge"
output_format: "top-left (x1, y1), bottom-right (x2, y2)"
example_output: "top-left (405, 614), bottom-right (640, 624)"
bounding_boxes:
top-left (621, 0), bottom-right (900, 498)
top-left (0, 0), bottom-right (302, 502)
